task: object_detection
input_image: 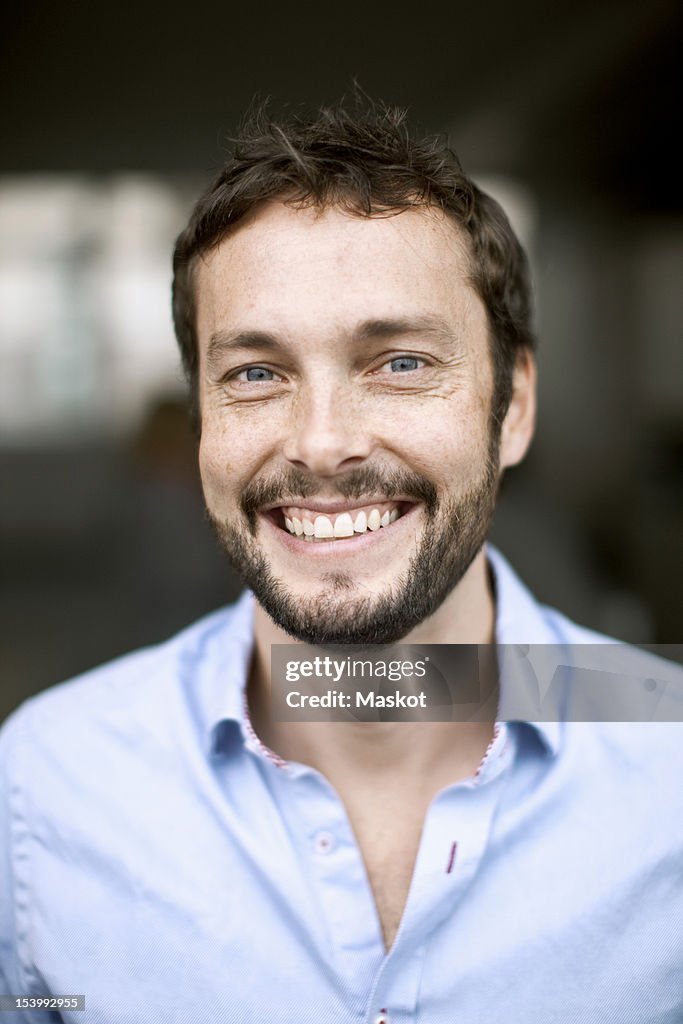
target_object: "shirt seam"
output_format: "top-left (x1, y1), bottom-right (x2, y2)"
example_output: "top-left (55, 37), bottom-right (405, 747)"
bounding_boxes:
top-left (241, 694), bottom-right (288, 769)
top-left (6, 709), bottom-right (43, 997)
top-left (474, 723), bottom-right (502, 780)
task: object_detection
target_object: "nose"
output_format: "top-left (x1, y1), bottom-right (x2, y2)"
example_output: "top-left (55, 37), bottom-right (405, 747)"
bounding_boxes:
top-left (282, 377), bottom-right (374, 477)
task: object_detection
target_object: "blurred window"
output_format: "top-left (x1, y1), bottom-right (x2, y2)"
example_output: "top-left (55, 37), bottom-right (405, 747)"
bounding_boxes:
top-left (0, 176), bottom-right (194, 443)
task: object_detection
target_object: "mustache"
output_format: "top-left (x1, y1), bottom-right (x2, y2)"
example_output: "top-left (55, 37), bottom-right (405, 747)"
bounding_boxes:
top-left (240, 466), bottom-right (438, 523)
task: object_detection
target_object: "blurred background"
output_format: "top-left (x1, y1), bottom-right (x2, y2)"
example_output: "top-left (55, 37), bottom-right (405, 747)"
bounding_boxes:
top-left (1, 0), bottom-right (681, 721)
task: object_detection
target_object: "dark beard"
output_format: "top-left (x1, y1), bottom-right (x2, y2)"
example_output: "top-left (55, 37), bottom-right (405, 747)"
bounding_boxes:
top-left (207, 447), bottom-right (500, 645)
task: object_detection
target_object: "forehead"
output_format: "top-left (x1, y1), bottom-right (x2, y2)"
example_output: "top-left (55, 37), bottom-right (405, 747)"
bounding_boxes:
top-left (194, 201), bottom-right (483, 343)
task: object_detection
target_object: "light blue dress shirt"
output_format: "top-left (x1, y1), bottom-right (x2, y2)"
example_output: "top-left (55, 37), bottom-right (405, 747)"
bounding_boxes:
top-left (1, 547), bottom-right (682, 1023)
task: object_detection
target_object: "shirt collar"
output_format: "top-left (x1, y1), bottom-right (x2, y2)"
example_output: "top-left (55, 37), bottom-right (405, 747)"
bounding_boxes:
top-left (203, 590), bottom-right (255, 754)
top-left (206, 546), bottom-right (561, 758)
top-left (487, 544), bottom-right (562, 757)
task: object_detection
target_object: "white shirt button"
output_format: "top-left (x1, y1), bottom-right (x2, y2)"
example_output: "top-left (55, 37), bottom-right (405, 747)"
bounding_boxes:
top-left (313, 831), bottom-right (335, 854)
top-left (373, 1011), bottom-right (389, 1024)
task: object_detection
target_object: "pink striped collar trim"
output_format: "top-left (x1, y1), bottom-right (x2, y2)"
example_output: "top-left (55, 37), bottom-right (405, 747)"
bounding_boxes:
top-left (241, 693), bottom-right (289, 769)
top-left (474, 723), bottom-right (502, 780)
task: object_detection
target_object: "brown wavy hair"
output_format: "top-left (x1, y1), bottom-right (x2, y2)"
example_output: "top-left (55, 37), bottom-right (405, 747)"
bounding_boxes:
top-left (172, 95), bottom-right (535, 434)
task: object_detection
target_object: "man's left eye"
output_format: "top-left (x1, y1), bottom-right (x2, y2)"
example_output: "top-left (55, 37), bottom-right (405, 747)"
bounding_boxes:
top-left (238, 367), bottom-right (276, 382)
top-left (387, 356), bottom-right (421, 373)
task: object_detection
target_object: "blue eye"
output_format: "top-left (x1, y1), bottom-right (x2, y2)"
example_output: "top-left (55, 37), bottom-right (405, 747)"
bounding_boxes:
top-left (389, 357), bottom-right (420, 373)
top-left (242, 367), bottom-right (275, 382)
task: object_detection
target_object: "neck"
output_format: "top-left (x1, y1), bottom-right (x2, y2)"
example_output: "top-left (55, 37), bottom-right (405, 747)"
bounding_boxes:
top-left (247, 548), bottom-right (497, 780)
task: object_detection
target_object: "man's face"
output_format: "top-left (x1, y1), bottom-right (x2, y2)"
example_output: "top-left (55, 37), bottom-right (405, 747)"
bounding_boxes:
top-left (196, 202), bottom-right (503, 644)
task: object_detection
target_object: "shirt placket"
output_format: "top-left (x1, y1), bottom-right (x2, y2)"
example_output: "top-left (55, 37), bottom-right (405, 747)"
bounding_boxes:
top-left (271, 761), bottom-right (386, 1009)
top-left (361, 724), bottom-right (515, 1024)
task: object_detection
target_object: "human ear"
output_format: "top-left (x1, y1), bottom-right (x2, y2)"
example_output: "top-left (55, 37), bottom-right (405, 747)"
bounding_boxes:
top-left (499, 350), bottom-right (537, 469)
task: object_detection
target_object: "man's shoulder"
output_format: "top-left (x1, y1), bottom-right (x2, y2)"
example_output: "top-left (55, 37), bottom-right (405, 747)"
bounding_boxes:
top-left (0, 598), bottom-right (250, 765)
top-left (488, 547), bottom-right (683, 760)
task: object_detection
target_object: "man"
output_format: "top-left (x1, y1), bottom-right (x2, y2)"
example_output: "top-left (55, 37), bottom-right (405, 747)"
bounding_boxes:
top-left (1, 99), bottom-right (681, 1023)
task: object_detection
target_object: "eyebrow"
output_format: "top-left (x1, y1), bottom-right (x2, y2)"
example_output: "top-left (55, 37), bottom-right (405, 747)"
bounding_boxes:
top-left (356, 315), bottom-right (457, 344)
top-left (206, 315), bottom-right (459, 369)
top-left (206, 331), bottom-right (282, 370)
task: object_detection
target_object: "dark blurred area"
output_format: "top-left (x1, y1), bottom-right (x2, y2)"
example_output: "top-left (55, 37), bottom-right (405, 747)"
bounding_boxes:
top-left (1, 0), bottom-right (681, 722)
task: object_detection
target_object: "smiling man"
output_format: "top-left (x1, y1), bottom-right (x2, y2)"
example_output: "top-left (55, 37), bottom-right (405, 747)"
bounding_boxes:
top-left (196, 201), bottom-right (525, 650)
top-left (1, 99), bottom-right (682, 1023)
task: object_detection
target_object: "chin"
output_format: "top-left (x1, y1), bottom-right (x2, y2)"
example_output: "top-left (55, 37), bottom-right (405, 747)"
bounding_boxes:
top-left (207, 452), bottom-right (499, 646)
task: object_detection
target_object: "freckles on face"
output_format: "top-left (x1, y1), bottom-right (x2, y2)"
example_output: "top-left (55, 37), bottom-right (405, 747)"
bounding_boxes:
top-left (198, 411), bottom-right (276, 513)
top-left (190, 206), bottom-right (502, 643)
top-left (395, 400), bottom-right (492, 495)
top-left (195, 202), bottom-right (495, 506)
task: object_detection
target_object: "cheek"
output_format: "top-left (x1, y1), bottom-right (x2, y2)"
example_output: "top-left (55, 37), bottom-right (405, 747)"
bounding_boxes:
top-left (198, 428), bottom-right (242, 507)
top-left (198, 415), bottom-right (277, 506)
top-left (197, 439), bottom-right (226, 507)
top-left (383, 397), bottom-right (491, 480)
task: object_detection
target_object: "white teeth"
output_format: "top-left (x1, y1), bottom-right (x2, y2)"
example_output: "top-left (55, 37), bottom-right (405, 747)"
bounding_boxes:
top-left (282, 505), bottom-right (402, 540)
top-left (353, 510), bottom-right (367, 533)
top-left (314, 515), bottom-right (334, 539)
top-left (368, 509), bottom-right (381, 531)
top-left (333, 512), bottom-right (355, 538)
